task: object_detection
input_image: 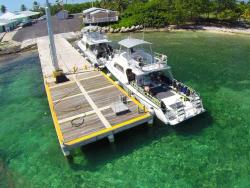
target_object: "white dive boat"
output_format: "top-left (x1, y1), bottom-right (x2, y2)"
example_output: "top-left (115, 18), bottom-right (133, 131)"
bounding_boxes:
top-left (77, 26), bottom-right (113, 68)
top-left (105, 38), bottom-right (205, 126)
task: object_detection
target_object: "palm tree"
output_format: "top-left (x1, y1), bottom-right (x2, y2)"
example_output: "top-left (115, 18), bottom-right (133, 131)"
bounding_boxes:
top-left (0, 5), bottom-right (6, 13)
top-left (33, 1), bottom-right (39, 11)
top-left (21, 4), bottom-right (27, 11)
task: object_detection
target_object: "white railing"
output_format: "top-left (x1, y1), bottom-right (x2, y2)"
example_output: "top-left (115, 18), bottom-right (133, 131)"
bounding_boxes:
top-left (83, 16), bottom-right (118, 24)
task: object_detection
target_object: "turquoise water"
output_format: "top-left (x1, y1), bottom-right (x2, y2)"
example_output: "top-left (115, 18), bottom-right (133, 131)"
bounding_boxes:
top-left (0, 31), bottom-right (250, 187)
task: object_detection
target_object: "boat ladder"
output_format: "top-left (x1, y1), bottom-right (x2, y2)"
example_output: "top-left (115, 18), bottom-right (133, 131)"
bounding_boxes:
top-left (191, 94), bottom-right (204, 113)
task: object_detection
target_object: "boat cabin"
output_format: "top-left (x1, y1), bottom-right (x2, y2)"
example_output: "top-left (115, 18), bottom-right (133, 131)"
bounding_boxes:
top-left (117, 38), bottom-right (169, 72)
top-left (81, 27), bottom-right (113, 59)
top-left (115, 38), bottom-right (174, 98)
top-left (116, 38), bottom-right (171, 78)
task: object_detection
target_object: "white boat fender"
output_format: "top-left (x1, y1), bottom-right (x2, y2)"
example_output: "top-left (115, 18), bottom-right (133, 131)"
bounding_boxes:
top-left (149, 107), bottom-right (155, 115)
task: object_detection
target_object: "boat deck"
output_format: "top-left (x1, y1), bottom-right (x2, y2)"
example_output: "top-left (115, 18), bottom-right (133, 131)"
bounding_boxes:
top-left (37, 35), bottom-right (152, 156)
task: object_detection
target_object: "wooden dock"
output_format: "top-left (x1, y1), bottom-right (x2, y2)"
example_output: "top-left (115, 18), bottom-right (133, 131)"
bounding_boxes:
top-left (37, 35), bottom-right (152, 156)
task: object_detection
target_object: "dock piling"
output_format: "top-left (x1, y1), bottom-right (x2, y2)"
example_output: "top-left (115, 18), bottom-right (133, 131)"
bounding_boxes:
top-left (108, 134), bottom-right (115, 143)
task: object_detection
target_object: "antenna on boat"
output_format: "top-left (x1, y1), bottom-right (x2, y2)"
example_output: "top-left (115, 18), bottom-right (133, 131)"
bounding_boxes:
top-left (45, 0), bottom-right (68, 83)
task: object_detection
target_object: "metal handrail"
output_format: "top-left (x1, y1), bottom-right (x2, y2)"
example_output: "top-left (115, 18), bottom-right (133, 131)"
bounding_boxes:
top-left (172, 79), bottom-right (204, 110)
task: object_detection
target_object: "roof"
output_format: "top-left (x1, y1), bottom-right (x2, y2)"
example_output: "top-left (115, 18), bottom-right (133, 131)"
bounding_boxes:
top-left (118, 38), bottom-right (151, 49)
top-left (83, 7), bottom-right (103, 14)
top-left (90, 10), bottom-right (108, 15)
top-left (0, 11), bottom-right (40, 20)
top-left (13, 14), bottom-right (26, 19)
top-left (0, 12), bottom-right (17, 20)
top-left (18, 11), bottom-right (40, 17)
top-left (0, 19), bottom-right (14, 26)
top-left (83, 7), bottom-right (116, 14)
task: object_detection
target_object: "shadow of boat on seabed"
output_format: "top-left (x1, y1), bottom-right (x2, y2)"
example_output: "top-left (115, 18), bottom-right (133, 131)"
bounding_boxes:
top-left (67, 110), bottom-right (213, 171)
top-left (174, 111), bottom-right (213, 136)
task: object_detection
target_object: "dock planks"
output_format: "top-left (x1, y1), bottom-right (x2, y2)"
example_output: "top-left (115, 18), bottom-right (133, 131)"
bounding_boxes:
top-left (37, 35), bottom-right (152, 155)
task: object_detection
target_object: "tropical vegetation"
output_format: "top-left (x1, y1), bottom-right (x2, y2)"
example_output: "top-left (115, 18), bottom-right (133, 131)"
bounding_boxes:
top-left (20, 4), bottom-right (27, 11)
top-left (93, 0), bottom-right (250, 27)
top-left (0, 5), bottom-right (6, 13)
top-left (2, 0), bottom-right (250, 28)
top-left (47, 0), bottom-right (250, 27)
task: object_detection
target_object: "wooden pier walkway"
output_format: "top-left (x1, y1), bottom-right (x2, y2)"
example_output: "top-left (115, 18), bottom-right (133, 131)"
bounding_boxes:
top-left (37, 35), bottom-right (152, 156)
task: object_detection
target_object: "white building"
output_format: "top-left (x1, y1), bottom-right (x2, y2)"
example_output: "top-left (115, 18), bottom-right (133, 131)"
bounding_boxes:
top-left (56, 10), bottom-right (69, 20)
top-left (83, 7), bottom-right (118, 24)
top-left (0, 11), bottom-right (40, 32)
top-left (0, 19), bottom-right (16, 32)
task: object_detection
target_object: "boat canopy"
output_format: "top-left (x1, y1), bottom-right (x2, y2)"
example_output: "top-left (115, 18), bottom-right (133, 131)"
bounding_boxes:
top-left (118, 38), bottom-right (151, 49)
top-left (87, 39), bottom-right (111, 45)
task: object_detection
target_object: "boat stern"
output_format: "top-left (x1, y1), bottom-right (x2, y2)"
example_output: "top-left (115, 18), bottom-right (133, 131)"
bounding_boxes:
top-left (160, 92), bottom-right (205, 126)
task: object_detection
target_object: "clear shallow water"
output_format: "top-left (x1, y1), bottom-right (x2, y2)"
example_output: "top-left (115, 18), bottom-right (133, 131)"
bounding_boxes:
top-left (0, 31), bottom-right (250, 188)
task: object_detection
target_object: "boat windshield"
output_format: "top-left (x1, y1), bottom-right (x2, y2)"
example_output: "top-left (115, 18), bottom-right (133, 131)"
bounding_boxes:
top-left (130, 48), bottom-right (153, 64)
top-left (90, 43), bottom-right (113, 58)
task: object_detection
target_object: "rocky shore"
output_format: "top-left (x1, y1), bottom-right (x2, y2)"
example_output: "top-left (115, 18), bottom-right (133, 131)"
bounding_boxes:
top-left (105, 24), bottom-right (250, 34)
top-left (101, 25), bottom-right (144, 33)
top-left (0, 31), bottom-right (82, 56)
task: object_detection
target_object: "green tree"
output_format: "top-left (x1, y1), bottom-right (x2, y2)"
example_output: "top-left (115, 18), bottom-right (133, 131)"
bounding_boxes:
top-left (242, 6), bottom-right (250, 19)
top-left (0, 5), bottom-right (6, 13)
top-left (200, 0), bottom-right (212, 19)
top-left (33, 1), bottom-right (39, 11)
top-left (33, 1), bottom-right (38, 6)
top-left (55, 0), bottom-right (60, 5)
top-left (20, 4), bottom-right (27, 11)
top-left (47, 0), bottom-right (247, 27)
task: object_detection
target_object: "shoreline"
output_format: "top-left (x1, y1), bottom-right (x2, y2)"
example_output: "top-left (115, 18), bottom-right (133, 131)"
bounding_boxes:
top-left (0, 49), bottom-right (38, 64)
top-left (1, 25), bottom-right (250, 57)
top-left (140, 25), bottom-right (250, 35)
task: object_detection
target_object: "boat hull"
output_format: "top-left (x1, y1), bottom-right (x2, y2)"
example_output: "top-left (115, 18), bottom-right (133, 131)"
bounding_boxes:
top-left (105, 64), bottom-right (205, 126)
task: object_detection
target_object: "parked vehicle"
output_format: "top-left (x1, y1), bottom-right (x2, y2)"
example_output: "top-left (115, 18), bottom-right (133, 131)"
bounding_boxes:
top-left (20, 21), bottom-right (32, 28)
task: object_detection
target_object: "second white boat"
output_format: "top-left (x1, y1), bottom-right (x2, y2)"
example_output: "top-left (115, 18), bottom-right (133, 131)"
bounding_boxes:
top-left (78, 26), bottom-right (113, 68)
top-left (105, 38), bottom-right (205, 126)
